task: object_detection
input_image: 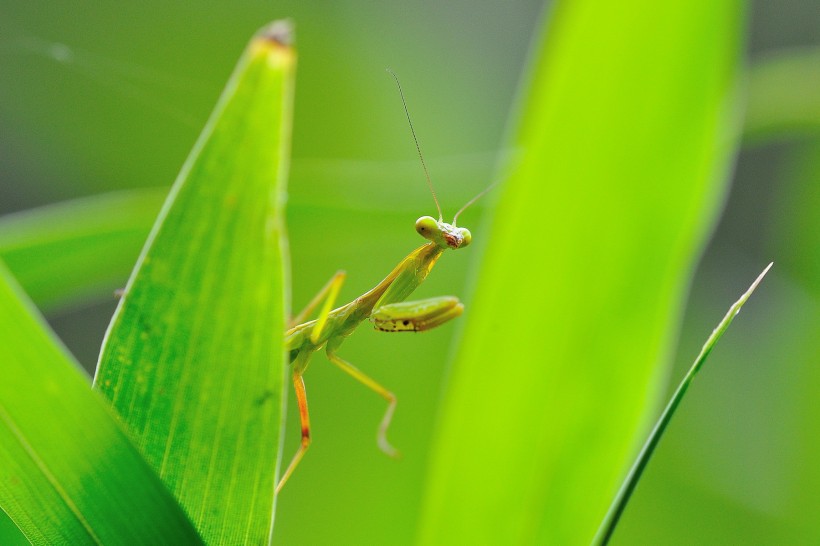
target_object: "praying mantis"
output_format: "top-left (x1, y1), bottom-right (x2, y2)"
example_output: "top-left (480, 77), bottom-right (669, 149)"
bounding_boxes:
top-left (276, 73), bottom-right (491, 494)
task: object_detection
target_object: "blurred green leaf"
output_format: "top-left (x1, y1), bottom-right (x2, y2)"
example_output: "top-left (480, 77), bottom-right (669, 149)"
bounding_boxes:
top-left (0, 261), bottom-right (202, 545)
top-left (771, 142), bottom-right (820, 296)
top-left (0, 189), bottom-right (164, 313)
top-left (744, 47), bottom-right (820, 143)
top-left (419, 1), bottom-right (743, 544)
top-left (93, 23), bottom-right (294, 543)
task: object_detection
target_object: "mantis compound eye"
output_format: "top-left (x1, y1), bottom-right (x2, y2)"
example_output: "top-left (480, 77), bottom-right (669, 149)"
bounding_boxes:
top-left (415, 216), bottom-right (439, 239)
top-left (458, 228), bottom-right (472, 248)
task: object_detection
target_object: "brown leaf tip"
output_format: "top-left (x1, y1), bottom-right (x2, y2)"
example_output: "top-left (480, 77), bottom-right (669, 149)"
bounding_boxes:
top-left (257, 19), bottom-right (294, 48)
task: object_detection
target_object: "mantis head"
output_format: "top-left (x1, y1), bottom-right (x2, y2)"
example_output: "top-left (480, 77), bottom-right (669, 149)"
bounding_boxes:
top-left (416, 216), bottom-right (472, 250)
top-left (387, 70), bottom-right (488, 252)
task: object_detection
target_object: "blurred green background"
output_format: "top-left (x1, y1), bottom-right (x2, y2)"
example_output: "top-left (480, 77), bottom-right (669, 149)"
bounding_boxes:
top-left (0, 1), bottom-right (818, 544)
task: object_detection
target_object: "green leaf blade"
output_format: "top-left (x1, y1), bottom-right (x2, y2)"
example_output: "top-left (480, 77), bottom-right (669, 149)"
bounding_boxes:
top-left (419, 1), bottom-right (744, 544)
top-left (0, 263), bottom-right (202, 545)
top-left (94, 23), bottom-right (295, 544)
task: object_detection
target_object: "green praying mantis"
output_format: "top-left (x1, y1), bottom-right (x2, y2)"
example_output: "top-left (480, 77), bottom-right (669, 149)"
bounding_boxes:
top-left (276, 72), bottom-right (492, 494)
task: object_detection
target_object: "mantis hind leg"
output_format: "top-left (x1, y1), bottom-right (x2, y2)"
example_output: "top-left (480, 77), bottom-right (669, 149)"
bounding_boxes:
top-left (275, 369), bottom-right (312, 495)
top-left (325, 336), bottom-right (399, 458)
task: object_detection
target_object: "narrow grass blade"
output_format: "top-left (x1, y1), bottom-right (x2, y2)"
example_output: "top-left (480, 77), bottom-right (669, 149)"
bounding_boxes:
top-left (594, 263), bottom-right (773, 545)
top-left (94, 22), bottom-right (295, 544)
top-left (419, 1), bottom-right (744, 544)
top-left (0, 261), bottom-right (202, 545)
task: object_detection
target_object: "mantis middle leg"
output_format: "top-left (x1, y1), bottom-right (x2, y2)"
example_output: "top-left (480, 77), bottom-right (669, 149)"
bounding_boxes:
top-left (322, 297), bottom-right (464, 459)
top-left (325, 335), bottom-right (399, 458)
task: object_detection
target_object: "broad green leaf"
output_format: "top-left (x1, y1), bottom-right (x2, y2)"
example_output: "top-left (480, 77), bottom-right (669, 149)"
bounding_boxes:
top-left (419, 1), bottom-right (743, 544)
top-left (0, 508), bottom-right (29, 546)
top-left (0, 261), bottom-right (202, 545)
top-left (94, 22), bottom-right (294, 544)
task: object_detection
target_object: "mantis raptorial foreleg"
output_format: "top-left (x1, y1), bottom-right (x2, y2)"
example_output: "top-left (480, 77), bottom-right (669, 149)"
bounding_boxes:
top-left (371, 297), bottom-right (464, 332)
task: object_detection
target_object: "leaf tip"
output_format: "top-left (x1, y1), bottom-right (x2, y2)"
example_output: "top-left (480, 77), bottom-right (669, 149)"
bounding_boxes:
top-left (747, 261), bottom-right (774, 295)
top-left (251, 20), bottom-right (296, 70)
top-left (256, 19), bottom-right (294, 48)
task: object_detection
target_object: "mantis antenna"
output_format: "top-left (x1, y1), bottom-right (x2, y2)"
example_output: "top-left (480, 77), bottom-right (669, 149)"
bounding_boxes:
top-left (387, 68), bottom-right (443, 222)
top-left (452, 181), bottom-right (497, 226)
